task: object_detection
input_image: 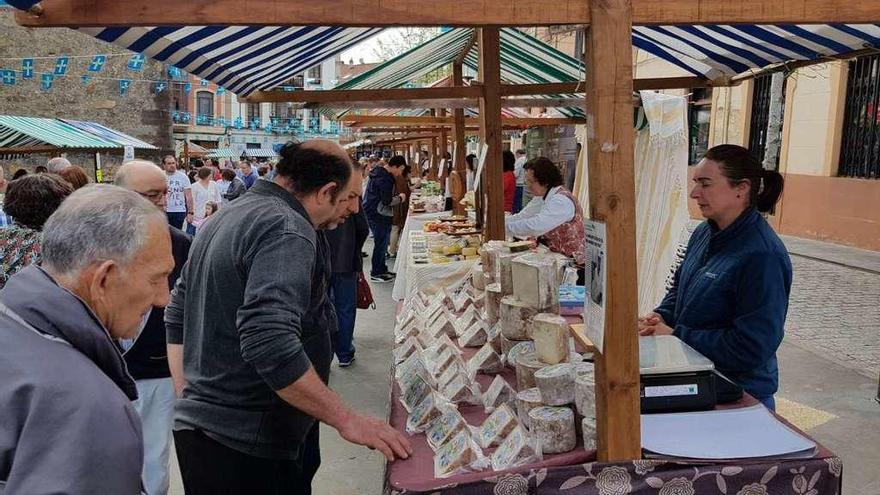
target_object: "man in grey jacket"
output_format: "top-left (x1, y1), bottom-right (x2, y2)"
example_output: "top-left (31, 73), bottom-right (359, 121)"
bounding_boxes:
top-left (166, 140), bottom-right (410, 493)
top-left (0, 185), bottom-right (175, 494)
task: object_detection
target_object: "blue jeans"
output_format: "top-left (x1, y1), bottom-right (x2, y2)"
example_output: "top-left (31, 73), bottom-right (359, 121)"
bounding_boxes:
top-left (513, 186), bottom-right (524, 213)
top-left (167, 211), bottom-right (186, 230)
top-left (329, 273), bottom-right (358, 362)
top-left (757, 395), bottom-right (776, 411)
top-left (369, 218), bottom-right (392, 277)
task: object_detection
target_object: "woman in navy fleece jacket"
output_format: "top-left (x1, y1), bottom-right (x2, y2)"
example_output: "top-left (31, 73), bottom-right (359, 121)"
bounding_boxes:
top-left (639, 144), bottom-right (792, 410)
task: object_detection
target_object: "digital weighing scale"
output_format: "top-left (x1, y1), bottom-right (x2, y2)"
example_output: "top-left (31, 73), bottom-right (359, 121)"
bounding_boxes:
top-left (640, 335), bottom-right (717, 413)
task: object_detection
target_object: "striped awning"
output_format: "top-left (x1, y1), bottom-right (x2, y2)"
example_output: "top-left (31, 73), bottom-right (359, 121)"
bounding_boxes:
top-left (243, 148), bottom-right (277, 158)
top-left (633, 24), bottom-right (880, 79)
top-left (329, 28), bottom-right (586, 119)
top-left (206, 148), bottom-right (240, 159)
top-left (0, 115), bottom-right (120, 150)
top-left (79, 26), bottom-right (382, 96)
top-left (62, 119), bottom-right (158, 149)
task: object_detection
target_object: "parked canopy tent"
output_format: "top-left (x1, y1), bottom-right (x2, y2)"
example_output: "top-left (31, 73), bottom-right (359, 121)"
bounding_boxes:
top-left (0, 115), bottom-right (157, 153)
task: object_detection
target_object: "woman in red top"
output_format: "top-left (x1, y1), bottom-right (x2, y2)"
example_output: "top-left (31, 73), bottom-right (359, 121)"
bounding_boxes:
top-left (502, 150), bottom-right (516, 212)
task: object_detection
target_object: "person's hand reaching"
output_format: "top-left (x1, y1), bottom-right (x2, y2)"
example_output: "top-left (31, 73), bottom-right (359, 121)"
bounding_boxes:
top-left (337, 413), bottom-right (412, 462)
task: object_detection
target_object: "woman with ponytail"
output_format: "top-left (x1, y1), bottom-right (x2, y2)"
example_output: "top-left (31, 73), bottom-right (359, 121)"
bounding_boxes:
top-left (638, 144), bottom-right (792, 410)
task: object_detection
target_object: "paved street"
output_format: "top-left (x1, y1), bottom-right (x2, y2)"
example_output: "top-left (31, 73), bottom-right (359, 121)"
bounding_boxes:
top-left (784, 255), bottom-right (880, 379)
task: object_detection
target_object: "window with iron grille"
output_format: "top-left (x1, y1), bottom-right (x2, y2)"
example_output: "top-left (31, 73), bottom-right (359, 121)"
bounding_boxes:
top-left (688, 88), bottom-right (712, 165)
top-left (246, 103), bottom-right (261, 123)
top-left (747, 73), bottom-right (784, 170)
top-left (839, 54), bottom-right (880, 179)
top-left (196, 91), bottom-right (214, 120)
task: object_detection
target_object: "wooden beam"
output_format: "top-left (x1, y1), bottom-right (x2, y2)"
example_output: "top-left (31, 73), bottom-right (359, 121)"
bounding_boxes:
top-left (585, 6), bottom-right (641, 461)
top-left (499, 76), bottom-right (727, 97)
top-left (341, 115), bottom-right (584, 126)
top-left (454, 30), bottom-right (478, 65)
top-left (15, 0), bottom-right (591, 26)
top-left (244, 86), bottom-right (481, 103)
top-left (452, 62), bottom-right (468, 216)
top-left (307, 97), bottom-right (588, 110)
top-left (17, 0), bottom-right (880, 27)
top-left (478, 27), bottom-right (505, 241)
top-left (251, 78), bottom-right (718, 105)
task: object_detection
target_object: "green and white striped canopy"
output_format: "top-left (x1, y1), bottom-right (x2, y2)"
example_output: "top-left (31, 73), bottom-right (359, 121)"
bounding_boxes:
top-left (0, 115), bottom-right (119, 150)
top-left (330, 28), bottom-right (586, 119)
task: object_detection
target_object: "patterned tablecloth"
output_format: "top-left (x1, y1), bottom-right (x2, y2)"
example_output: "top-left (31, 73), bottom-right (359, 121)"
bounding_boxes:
top-left (391, 212), bottom-right (476, 301)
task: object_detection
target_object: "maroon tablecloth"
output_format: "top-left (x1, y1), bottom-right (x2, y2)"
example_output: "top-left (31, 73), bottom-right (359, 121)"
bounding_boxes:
top-left (386, 306), bottom-right (842, 495)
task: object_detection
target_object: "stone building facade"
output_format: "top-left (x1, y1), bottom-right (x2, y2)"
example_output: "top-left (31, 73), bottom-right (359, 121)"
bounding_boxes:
top-left (0, 8), bottom-right (172, 181)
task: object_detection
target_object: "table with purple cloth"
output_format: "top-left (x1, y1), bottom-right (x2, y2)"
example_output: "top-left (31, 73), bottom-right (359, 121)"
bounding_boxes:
top-left (385, 313), bottom-right (843, 494)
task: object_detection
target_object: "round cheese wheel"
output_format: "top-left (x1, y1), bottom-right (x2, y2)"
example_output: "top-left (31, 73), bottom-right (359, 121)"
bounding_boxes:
top-left (529, 406), bottom-right (576, 454)
top-left (534, 363), bottom-right (575, 406)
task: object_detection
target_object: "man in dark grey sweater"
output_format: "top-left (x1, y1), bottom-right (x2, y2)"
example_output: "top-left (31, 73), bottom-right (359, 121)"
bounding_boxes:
top-left (165, 140), bottom-right (410, 493)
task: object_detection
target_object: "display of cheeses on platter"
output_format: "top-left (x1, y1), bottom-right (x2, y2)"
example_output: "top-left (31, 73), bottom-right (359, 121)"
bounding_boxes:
top-left (482, 375), bottom-right (518, 413)
top-left (499, 295), bottom-right (542, 340)
top-left (457, 319), bottom-right (489, 348)
top-left (475, 404), bottom-right (520, 448)
top-left (490, 426), bottom-right (541, 471)
top-left (515, 387), bottom-right (543, 429)
top-left (467, 342), bottom-right (504, 376)
top-left (581, 416), bottom-right (597, 451)
top-left (529, 406), bottom-right (577, 454)
top-left (426, 408), bottom-right (469, 451)
top-left (531, 313), bottom-right (570, 365)
top-left (534, 363), bottom-right (576, 406)
top-left (433, 429), bottom-right (485, 478)
top-left (511, 253), bottom-right (560, 310)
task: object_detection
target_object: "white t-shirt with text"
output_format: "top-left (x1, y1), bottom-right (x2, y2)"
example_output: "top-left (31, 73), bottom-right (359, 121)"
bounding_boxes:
top-left (166, 171), bottom-right (191, 213)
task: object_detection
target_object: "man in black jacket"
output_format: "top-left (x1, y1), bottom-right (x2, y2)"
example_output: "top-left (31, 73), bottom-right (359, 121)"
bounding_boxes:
top-left (362, 155), bottom-right (406, 282)
top-left (325, 195), bottom-right (369, 367)
top-left (115, 160), bottom-right (192, 495)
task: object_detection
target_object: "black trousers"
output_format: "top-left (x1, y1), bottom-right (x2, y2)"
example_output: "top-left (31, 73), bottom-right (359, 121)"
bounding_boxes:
top-left (174, 425), bottom-right (321, 494)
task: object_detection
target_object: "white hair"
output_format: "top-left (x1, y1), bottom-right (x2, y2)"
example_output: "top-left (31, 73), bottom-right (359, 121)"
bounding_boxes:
top-left (41, 184), bottom-right (166, 278)
top-left (46, 157), bottom-right (72, 173)
top-left (114, 159), bottom-right (164, 188)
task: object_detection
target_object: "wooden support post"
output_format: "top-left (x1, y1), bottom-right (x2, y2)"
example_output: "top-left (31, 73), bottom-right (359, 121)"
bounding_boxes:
top-left (430, 136), bottom-right (439, 181)
top-left (584, 3), bottom-right (641, 461)
top-left (478, 27), bottom-right (505, 241)
top-left (452, 62), bottom-right (468, 216)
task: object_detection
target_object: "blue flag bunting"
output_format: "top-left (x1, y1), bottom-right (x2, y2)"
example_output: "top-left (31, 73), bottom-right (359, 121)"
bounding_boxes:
top-left (218, 116), bottom-right (227, 127)
top-left (40, 73), bottom-right (54, 91)
top-left (217, 86), bottom-right (225, 96)
top-left (88, 55), bottom-right (106, 72)
top-left (119, 79), bottom-right (131, 95)
top-left (200, 79), bottom-right (209, 87)
top-left (53, 57), bottom-right (69, 76)
top-left (234, 117), bottom-right (243, 129)
top-left (81, 74), bottom-right (91, 85)
top-left (167, 66), bottom-right (181, 79)
top-left (127, 53), bottom-right (145, 71)
top-left (21, 59), bottom-right (34, 79)
top-left (184, 82), bottom-right (191, 93)
top-left (1, 70), bottom-right (16, 86)
top-left (154, 81), bottom-right (166, 93)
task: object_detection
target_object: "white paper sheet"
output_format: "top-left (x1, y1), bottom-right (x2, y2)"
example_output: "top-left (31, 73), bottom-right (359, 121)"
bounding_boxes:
top-left (641, 405), bottom-right (817, 460)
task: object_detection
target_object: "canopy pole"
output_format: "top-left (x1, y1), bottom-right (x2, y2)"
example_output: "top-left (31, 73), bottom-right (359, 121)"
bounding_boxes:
top-left (478, 27), bottom-right (504, 241)
top-left (452, 62), bottom-right (468, 216)
top-left (584, 2), bottom-right (641, 461)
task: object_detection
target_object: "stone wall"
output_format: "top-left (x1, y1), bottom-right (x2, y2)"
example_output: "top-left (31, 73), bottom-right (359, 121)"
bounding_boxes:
top-left (0, 8), bottom-right (172, 181)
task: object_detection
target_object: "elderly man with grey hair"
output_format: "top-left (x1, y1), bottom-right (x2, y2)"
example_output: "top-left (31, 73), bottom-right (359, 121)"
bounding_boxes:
top-left (115, 160), bottom-right (192, 495)
top-left (46, 156), bottom-right (72, 173)
top-left (0, 185), bottom-right (175, 494)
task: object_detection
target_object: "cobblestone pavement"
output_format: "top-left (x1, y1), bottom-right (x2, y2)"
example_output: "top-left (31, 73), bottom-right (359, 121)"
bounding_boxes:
top-left (784, 255), bottom-right (880, 379)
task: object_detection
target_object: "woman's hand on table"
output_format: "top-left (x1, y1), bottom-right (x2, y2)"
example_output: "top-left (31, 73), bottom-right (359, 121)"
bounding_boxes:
top-left (638, 312), bottom-right (674, 336)
top-left (338, 413), bottom-right (413, 462)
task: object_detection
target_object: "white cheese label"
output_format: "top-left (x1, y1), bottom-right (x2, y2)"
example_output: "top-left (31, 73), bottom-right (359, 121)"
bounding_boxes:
top-left (644, 384), bottom-right (699, 398)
